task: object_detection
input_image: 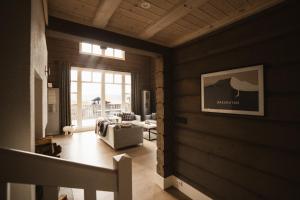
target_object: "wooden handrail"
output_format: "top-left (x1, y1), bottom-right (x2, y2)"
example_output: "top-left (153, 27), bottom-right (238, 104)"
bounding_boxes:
top-left (0, 147), bottom-right (132, 200)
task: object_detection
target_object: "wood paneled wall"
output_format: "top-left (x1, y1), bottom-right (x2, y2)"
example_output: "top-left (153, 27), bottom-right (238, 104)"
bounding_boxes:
top-left (172, 1), bottom-right (300, 199)
top-left (150, 58), bottom-right (157, 113)
top-left (47, 18), bottom-right (174, 177)
top-left (47, 36), bottom-right (154, 115)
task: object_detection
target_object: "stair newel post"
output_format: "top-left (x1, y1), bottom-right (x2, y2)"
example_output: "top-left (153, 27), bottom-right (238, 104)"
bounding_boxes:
top-left (113, 154), bottom-right (132, 200)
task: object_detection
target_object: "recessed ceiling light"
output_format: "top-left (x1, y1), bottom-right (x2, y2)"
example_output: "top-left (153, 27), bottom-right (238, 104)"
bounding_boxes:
top-left (140, 1), bottom-right (151, 9)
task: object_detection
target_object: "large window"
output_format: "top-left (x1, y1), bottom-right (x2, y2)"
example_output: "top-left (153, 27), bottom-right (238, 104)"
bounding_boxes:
top-left (71, 67), bottom-right (131, 130)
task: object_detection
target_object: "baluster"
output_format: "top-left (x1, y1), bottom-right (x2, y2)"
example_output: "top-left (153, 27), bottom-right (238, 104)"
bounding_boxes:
top-left (0, 182), bottom-right (7, 200)
top-left (113, 154), bottom-right (132, 200)
top-left (84, 188), bottom-right (96, 200)
top-left (43, 186), bottom-right (58, 200)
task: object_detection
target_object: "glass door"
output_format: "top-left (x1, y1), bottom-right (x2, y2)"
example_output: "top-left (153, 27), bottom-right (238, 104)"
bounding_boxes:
top-left (70, 67), bottom-right (131, 131)
top-left (105, 73), bottom-right (122, 116)
top-left (81, 71), bottom-right (102, 128)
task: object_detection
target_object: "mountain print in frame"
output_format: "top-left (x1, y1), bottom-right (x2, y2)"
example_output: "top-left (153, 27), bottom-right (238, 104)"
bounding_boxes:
top-left (201, 65), bottom-right (264, 116)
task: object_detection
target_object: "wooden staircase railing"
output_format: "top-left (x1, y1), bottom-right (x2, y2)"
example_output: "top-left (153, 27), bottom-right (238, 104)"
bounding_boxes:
top-left (0, 148), bottom-right (132, 200)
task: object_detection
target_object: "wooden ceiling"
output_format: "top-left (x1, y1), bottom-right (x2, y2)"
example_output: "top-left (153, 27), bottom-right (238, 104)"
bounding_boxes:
top-left (48, 0), bottom-right (283, 47)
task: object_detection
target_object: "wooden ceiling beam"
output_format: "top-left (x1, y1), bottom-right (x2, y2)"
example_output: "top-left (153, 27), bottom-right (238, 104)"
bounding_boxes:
top-left (93, 0), bottom-right (122, 28)
top-left (47, 16), bottom-right (171, 55)
top-left (46, 30), bottom-right (160, 57)
top-left (139, 0), bottom-right (209, 39)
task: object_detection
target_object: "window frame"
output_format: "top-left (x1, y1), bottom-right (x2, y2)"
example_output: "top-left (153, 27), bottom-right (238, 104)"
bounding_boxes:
top-left (79, 42), bottom-right (125, 60)
top-left (71, 67), bottom-right (131, 130)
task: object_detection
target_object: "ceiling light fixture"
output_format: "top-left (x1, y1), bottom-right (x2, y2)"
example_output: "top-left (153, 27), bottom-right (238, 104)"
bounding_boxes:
top-left (140, 1), bottom-right (151, 9)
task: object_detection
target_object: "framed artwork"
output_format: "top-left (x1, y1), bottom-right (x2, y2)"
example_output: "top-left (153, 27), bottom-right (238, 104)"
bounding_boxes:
top-left (201, 65), bottom-right (264, 116)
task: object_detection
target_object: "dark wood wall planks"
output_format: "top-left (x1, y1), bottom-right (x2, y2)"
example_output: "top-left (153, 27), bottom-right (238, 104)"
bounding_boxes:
top-left (172, 1), bottom-right (300, 199)
top-left (47, 16), bottom-right (174, 177)
top-left (47, 36), bottom-right (154, 115)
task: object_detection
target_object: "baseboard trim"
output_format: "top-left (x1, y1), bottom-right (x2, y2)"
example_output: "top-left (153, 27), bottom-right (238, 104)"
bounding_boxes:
top-left (154, 173), bottom-right (173, 189)
top-left (155, 174), bottom-right (212, 200)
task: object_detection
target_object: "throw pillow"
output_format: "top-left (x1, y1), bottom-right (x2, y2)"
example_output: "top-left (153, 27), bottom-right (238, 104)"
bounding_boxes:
top-left (122, 112), bottom-right (136, 121)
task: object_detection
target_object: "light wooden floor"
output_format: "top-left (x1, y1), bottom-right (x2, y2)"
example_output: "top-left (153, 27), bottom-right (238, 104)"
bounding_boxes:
top-left (53, 132), bottom-right (190, 200)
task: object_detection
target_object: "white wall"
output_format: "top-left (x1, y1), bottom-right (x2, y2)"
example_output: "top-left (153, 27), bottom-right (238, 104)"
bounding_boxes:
top-left (35, 74), bottom-right (44, 138)
top-left (31, 0), bottom-right (48, 139)
top-left (0, 0), bottom-right (48, 199)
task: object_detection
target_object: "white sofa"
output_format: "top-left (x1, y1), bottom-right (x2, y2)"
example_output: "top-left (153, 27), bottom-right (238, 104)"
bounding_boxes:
top-left (116, 113), bottom-right (141, 123)
top-left (99, 124), bottom-right (143, 150)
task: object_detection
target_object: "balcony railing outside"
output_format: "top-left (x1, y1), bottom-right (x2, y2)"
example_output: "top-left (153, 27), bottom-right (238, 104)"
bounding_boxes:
top-left (71, 103), bottom-right (122, 128)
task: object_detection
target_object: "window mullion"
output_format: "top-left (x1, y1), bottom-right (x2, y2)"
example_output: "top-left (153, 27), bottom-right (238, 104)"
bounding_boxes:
top-left (122, 74), bottom-right (125, 112)
top-left (80, 42), bottom-right (125, 60)
top-left (77, 70), bottom-right (82, 128)
top-left (101, 72), bottom-right (105, 117)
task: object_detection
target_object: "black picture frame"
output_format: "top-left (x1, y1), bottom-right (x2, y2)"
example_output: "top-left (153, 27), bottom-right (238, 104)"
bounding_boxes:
top-left (201, 65), bottom-right (264, 116)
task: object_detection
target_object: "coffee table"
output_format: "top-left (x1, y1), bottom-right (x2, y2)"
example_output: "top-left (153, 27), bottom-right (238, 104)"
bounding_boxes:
top-left (133, 121), bottom-right (157, 141)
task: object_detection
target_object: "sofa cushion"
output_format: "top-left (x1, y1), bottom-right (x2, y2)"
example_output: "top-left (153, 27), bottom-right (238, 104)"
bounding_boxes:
top-left (147, 119), bottom-right (157, 125)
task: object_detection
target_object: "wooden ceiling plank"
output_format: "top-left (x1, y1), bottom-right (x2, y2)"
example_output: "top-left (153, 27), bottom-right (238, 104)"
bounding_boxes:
top-left (152, 33), bottom-right (181, 45)
top-left (117, 8), bottom-right (154, 24)
top-left (119, 1), bottom-right (161, 21)
top-left (147, 0), bottom-right (176, 10)
top-left (170, 23), bottom-right (193, 34)
top-left (49, 8), bottom-right (93, 25)
top-left (124, 0), bottom-right (166, 16)
top-left (144, 5), bottom-right (167, 17)
top-left (50, 0), bottom-right (96, 18)
top-left (93, 0), bottom-right (123, 28)
top-left (182, 14), bottom-right (208, 28)
top-left (200, 2), bottom-right (228, 20)
top-left (154, 31), bottom-right (179, 41)
top-left (76, 0), bottom-right (99, 7)
top-left (209, 0), bottom-right (236, 16)
top-left (110, 14), bottom-right (148, 28)
top-left (139, 0), bottom-right (209, 39)
top-left (190, 7), bottom-right (217, 24)
top-left (170, 0), bottom-right (284, 47)
top-left (50, 0), bottom-right (96, 11)
top-left (107, 23), bottom-right (144, 36)
top-left (167, 0), bottom-right (183, 5)
top-left (247, 0), bottom-right (273, 6)
top-left (153, 22), bottom-right (195, 42)
top-left (107, 24), bottom-right (139, 36)
top-left (48, 0), bottom-right (283, 47)
top-left (49, 6), bottom-right (94, 19)
top-left (227, 0), bottom-right (249, 10)
top-left (108, 13), bottom-right (149, 35)
top-left (176, 19), bottom-right (200, 31)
